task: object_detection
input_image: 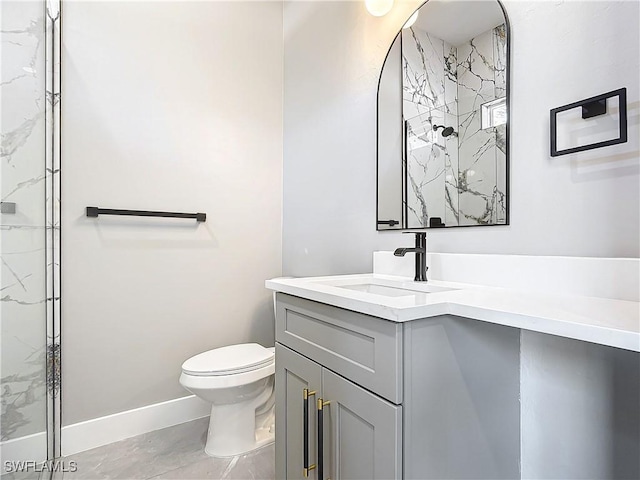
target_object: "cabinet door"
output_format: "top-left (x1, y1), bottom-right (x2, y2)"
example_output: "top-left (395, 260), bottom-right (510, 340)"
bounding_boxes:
top-left (276, 343), bottom-right (323, 480)
top-left (320, 369), bottom-right (402, 480)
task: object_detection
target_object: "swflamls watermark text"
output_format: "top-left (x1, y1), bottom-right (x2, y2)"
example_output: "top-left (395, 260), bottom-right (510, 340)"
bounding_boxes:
top-left (3, 460), bottom-right (78, 474)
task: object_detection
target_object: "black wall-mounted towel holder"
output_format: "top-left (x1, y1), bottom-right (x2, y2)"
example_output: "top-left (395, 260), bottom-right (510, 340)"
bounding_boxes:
top-left (550, 87), bottom-right (627, 157)
top-left (86, 207), bottom-right (206, 222)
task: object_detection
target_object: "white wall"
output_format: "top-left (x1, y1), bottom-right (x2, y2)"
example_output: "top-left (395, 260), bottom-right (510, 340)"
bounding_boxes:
top-left (283, 0), bottom-right (639, 277)
top-left (61, 1), bottom-right (283, 424)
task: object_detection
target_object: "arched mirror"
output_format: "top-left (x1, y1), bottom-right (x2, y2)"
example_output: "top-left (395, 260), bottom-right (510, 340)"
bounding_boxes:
top-left (377, 0), bottom-right (510, 230)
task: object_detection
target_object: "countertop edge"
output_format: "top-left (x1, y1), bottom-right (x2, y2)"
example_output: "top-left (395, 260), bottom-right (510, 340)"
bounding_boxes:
top-left (265, 277), bottom-right (640, 353)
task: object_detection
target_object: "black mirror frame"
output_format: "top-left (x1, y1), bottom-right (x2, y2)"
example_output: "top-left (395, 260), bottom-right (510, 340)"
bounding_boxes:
top-left (375, 0), bottom-right (512, 232)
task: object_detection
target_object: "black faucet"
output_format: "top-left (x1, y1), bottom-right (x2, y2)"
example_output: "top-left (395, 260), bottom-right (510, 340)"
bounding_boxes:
top-left (394, 232), bottom-right (428, 282)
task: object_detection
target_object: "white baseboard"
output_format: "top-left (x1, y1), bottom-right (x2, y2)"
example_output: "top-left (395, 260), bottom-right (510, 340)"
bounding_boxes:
top-left (0, 431), bottom-right (47, 465)
top-left (61, 395), bottom-right (210, 457)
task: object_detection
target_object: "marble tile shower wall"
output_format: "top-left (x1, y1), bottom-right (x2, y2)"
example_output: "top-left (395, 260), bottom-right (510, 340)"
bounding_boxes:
top-left (402, 24), bottom-right (506, 227)
top-left (402, 27), bottom-right (460, 228)
top-left (457, 25), bottom-right (507, 225)
top-left (1, 0), bottom-right (60, 449)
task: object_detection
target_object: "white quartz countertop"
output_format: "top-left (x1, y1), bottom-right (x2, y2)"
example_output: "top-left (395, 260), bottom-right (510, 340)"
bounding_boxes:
top-left (265, 274), bottom-right (640, 352)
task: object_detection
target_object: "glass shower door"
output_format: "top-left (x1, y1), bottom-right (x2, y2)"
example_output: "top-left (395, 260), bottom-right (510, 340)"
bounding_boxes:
top-left (1, 0), bottom-right (61, 468)
top-left (404, 105), bottom-right (459, 228)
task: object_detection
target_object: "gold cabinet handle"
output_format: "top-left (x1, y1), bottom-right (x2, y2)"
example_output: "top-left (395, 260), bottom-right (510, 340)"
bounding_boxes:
top-left (317, 398), bottom-right (330, 480)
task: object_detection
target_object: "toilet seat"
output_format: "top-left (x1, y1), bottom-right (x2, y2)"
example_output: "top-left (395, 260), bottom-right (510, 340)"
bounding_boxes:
top-left (181, 343), bottom-right (275, 377)
top-left (180, 362), bottom-right (275, 390)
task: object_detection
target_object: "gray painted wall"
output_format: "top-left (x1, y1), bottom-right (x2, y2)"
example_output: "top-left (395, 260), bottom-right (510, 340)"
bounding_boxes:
top-left (521, 331), bottom-right (640, 479)
top-left (62, 1), bottom-right (283, 424)
top-left (283, 0), bottom-right (640, 277)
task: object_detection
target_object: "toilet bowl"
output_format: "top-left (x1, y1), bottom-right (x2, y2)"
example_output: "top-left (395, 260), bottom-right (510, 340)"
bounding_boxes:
top-left (179, 343), bottom-right (275, 457)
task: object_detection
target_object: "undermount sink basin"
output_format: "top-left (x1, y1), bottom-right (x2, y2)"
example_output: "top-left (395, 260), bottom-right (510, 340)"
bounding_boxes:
top-left (339, 283), bottom-right (426, 297)
top-left (315, 277), bottom-right (457, 297)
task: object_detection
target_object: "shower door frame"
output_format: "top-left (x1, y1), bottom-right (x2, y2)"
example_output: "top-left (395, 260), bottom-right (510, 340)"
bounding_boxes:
top-left (45, 0), bottom-right (62, 461)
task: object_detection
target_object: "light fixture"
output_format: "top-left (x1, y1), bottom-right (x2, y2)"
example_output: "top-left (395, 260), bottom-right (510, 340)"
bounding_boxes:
top-left (365, 0), bottom-right (394, 17)
top-left (403, 10), bottom-right (419, 29)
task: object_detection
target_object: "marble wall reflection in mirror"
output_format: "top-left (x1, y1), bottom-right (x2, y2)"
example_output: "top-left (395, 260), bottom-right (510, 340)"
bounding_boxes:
top-left (377, 0), bottom-right (509, 230)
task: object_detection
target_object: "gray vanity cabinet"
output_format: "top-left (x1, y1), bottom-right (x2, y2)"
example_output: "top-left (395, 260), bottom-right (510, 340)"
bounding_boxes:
top-left (275, 292), bottom-right (520, 480)
top-left (275, 293), bottom-right (403, 480)
top-left (275, 343), bottom-right (322, 480)
top-left (321, 368), bottom-right (402, 480)
top-left (275, 343), bottom-right (402, 480)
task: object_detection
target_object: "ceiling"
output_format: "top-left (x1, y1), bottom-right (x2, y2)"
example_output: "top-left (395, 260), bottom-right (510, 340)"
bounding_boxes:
top-left (411, 0), bottom-right (505, 46)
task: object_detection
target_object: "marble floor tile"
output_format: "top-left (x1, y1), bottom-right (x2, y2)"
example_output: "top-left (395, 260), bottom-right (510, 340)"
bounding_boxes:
top-left (147, 456), bottom-right (232, 480)
top-left (219, 445), bottom-right (274, 480)
top-left (0, 471), bottom-right (43, 480)
top-left (57, 418), bottom-right (275, 480)
top-left (150, 445), bottom-right (274, 480)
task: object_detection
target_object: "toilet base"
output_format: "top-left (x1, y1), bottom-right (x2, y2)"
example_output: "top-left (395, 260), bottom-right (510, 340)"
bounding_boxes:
top-left (224, 425), bottom-right (274, 458)
top-left (204, 389), bottom-right (275, 458)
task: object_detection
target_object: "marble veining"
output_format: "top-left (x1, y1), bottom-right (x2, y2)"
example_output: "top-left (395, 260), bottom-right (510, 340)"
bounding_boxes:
top-left (457, 25), bottom-right (507, 225)
top-left (404, 105), bottom-right (459, 227)
top-left (1, 347), bottom-right (46, 441)
top-left (402, 23), bottom-right (507, 227)
top-left (1, 0), bottom-right (61, 456)
top-left (1, 12), bottom-right (45, 164)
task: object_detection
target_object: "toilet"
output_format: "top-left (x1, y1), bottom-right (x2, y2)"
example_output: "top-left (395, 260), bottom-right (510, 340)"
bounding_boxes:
top-left (179, 343), bottom-right (275, 457)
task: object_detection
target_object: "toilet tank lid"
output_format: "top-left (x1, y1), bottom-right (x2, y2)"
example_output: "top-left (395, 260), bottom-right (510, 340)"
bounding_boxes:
top-left (182, 343), bottom-right (274, 376)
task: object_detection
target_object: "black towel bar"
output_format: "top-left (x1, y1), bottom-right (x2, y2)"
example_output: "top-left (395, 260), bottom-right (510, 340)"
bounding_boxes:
top-left (86, 207), bottom-right (206, 222)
